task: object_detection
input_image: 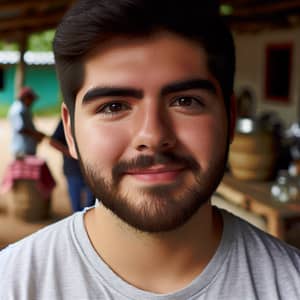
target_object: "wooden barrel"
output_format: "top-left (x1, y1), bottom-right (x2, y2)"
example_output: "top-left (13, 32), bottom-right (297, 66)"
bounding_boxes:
top-left (229, 132), bottom-right (277, 181)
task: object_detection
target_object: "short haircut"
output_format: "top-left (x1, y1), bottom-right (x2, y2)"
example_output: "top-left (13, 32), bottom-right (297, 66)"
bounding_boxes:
top-left (53, 0), bottom-right (235, 121)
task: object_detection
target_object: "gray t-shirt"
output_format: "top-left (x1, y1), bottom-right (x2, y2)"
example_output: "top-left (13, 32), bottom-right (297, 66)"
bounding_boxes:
top-left (1, 208), bottom-right (300, 300)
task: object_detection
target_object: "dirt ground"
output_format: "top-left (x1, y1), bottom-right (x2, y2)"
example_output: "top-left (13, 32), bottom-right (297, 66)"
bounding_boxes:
top-left (0, 117), bottom-right (72, 248)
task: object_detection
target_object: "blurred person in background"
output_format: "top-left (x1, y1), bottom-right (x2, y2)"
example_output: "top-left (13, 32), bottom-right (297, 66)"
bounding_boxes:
top-left (8, 86), bottom-right (44, 158)
top-left (50, 119), bottom-right (94, 212)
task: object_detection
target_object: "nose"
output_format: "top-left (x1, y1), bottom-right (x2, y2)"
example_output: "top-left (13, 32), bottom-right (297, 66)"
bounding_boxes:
top-left (132, 106), bottom-right (176, 153)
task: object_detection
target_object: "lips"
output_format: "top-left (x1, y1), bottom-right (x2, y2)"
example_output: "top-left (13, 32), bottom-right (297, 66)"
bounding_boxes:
top-left (125, 165), bottom-right (185, 182)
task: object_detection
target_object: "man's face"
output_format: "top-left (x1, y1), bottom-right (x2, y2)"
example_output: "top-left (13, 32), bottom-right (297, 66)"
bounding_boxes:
top-left (63, 32), bottom-right (233, 232)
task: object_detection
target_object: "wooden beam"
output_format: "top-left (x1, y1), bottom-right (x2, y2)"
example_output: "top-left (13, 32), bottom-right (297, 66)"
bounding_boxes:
top-left (233, 0), bottom-right (300, 17)
top-left (0, 0), bottom-right (72, 12)
top-left (0, 11), bottom-right (65, 32)
top-left (0, 22), bottom-right (62, 41)
top-left (0, 26), bottom-right (57, 42)
top-left (14, 34), bottom-right (27, 97)
top-left (229, 21), bottom-right (290, 33)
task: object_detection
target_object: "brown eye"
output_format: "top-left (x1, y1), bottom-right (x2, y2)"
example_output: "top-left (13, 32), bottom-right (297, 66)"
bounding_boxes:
top-left (171, 96), bottom-right (204, 107)
top-left (98, 102), bottom-right (130, 114)
top-left (107, 103), bottom-right (123, 112)
top-left (177, 97), bottom-right (193, 106)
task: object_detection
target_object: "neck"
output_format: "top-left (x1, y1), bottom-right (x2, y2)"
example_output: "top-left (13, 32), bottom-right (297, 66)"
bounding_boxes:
top-left (84, 202), bottom-right (223, 294)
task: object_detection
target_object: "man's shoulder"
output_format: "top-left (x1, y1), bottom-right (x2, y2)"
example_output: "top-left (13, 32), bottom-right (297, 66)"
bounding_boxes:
top-left (0, 213), bottom-right (78, 269)
top-left (225, 209), bottom-right (300, 266)
top-left (0, 212), bottom-right (93, 298)
top-left (8, 100), bottom-right (24, 113)
top-left (205, 210), bottom-right (300, 299)
top-left (8, 101), bottom-right (27, 121)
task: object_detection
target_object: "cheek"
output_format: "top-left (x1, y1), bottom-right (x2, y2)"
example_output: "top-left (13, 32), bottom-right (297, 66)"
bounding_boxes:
top-left (178, 117), bottom-right (227, 166)
top-left (75, 119), bottom-right (130, 169)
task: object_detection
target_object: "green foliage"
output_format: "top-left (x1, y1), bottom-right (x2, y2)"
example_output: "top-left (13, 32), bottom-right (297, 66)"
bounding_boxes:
top-left (0, 29), bottom-right (55, 52)
top-left (0, 41), bottom-right (18, 51)
top-left (220, 4), bottom-right (234, 16)
top-left (33, 104), bottom-right (61, 117)
top-left (28, 30), bottom-right (55, 52)
top-left (0, 104), bottom-right (9, 118)
top-left (0, 103), bottom-right (61, 119)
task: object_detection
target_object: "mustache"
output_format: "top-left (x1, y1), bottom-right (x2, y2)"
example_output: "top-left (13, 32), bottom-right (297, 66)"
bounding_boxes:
top-left (112, 152), bottom-right (200, 182)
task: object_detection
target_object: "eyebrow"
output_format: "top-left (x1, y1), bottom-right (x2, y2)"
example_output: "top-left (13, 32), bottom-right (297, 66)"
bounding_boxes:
top-left (161, 79), bottom-right (217, 96)
top-left (82, 87), bottom-right (143, 103)
top-left (81, 78), bottom-right (217, 104)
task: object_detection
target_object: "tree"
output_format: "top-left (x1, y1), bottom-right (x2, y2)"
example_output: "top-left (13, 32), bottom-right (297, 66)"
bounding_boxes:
top-left (28, 30), bottom-right (55, 52)
top-left (0, 29), bottom-right (55, 52)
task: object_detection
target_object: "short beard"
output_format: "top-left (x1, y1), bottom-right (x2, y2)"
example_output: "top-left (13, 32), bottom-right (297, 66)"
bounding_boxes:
top-left (76, 149), bottom-right (228, 233)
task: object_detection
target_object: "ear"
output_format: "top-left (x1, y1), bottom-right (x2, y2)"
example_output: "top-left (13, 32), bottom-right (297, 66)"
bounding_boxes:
top-left (61, 103), bottom-right (78, 159)
top-left (229, 94), bottom-right (237, 143)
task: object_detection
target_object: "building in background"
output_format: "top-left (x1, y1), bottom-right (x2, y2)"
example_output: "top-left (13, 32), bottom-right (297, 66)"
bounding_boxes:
top-left (0, 51), bottom-right (60, 115)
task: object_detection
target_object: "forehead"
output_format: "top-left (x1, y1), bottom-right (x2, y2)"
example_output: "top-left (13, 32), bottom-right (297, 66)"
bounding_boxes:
top-left (86, 32), bottom-right (208, 73)
top-left (76, 31), bottom-right (216, 103)
top-left (87, 31), bottom-right (206, 59)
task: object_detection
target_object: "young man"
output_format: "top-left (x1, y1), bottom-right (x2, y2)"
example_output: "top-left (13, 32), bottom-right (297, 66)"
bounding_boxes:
top-left (1, 1), bottom-right (300, 298)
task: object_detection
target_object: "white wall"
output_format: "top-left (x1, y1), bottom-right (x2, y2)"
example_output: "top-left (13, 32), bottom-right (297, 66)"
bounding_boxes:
top-left (234, 26), bottom-right (300, 127)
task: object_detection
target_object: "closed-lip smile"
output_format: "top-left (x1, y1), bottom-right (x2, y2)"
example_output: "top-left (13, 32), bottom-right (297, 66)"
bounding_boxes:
top-left (125, 165), bottom-right (186, 183)
top-left (126, 165), bottom-right (185, 174)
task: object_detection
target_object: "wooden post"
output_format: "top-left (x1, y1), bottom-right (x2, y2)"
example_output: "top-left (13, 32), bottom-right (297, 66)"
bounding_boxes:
top-left (14, 34), bottom-right (28, 99)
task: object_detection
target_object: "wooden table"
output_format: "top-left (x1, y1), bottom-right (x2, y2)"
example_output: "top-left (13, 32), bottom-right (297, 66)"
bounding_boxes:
top-left (216, 173), bottom-right (300, 240)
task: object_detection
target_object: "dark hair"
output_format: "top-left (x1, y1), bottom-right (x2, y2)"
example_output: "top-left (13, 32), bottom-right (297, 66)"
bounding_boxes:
top-left (53, 0), bottom-right (235, 120)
